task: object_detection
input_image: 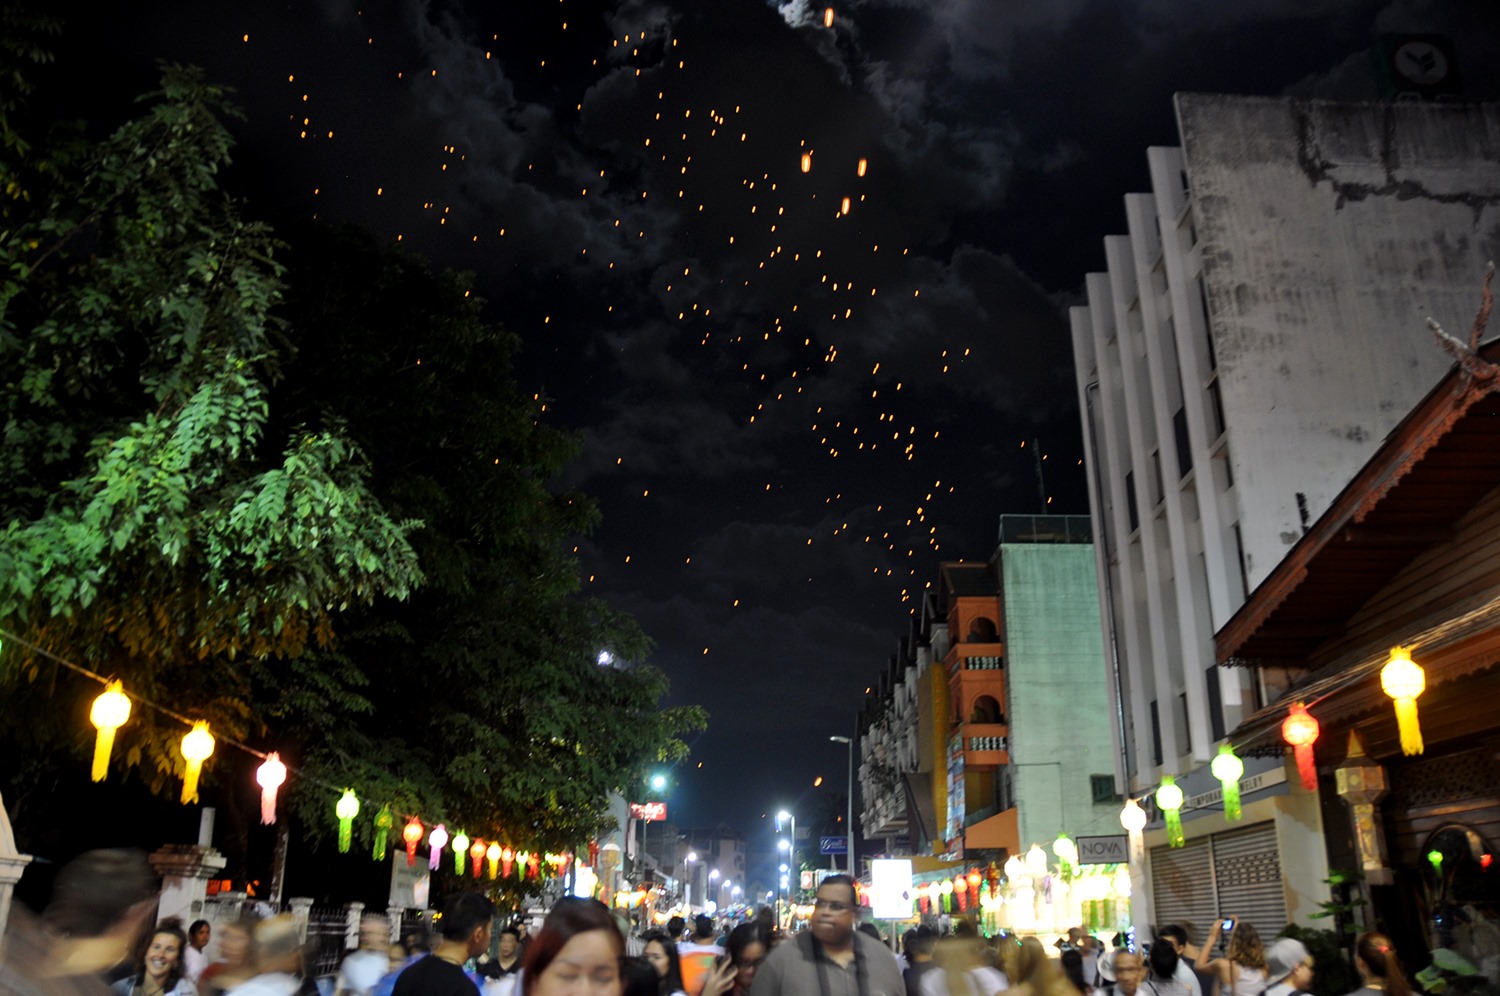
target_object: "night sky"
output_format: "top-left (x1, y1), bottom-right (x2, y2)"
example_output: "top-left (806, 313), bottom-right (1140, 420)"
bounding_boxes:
top-left (58, 0), bottom-right (1500, 876)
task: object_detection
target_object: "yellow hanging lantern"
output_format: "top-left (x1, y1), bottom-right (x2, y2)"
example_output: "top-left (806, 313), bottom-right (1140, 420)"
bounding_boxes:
top-left (452, 830), bottom-right (470, 875)
top-left (89, 681), bottom-right (131, 782)
top-left (486, 842), bottom-right (502, 879)
top-left (256, 753), bottom-right (287, 824)
top-left (1381, 646), bottom-right (1425, 755)
top-left (1210, 744), bottom-right (1244, 821)
top-left (1156, 776), bottom-right (1185, 848)
top-left (336, 790), bottom-right (360, 853)
top-left (180, 721), bottom-right (215, 804)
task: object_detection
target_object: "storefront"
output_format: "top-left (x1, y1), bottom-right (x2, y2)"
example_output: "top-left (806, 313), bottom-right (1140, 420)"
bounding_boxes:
top-left (1216, 337), bottom-right (1500, 980)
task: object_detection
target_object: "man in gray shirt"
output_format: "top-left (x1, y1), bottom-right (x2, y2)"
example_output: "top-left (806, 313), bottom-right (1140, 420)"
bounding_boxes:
top-left (749, 875), bottom-right (905, 996)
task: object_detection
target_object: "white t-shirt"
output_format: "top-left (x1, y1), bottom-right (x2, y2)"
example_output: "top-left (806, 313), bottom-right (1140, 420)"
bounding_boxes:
top-left (921, 966), bottom-right (1009, 996)
top-left (185, 946), bottom-right (209, 985)
top-left (336, 950), bottom-right (391, 996)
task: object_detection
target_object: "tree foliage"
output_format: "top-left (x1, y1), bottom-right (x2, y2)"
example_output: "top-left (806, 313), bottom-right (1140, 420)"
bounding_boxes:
top-left (265, 225), bottom-right (705, 904)
top-left (0, 39), bottom-right (705, 904)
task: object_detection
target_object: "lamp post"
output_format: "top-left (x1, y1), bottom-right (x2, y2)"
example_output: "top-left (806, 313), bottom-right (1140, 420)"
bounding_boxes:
top-left (684, 850), bottom-right (697, 911)
top-left (777, 810), bottom-right (796, 927)
top-left (829, 734), bottom-right (856, 876)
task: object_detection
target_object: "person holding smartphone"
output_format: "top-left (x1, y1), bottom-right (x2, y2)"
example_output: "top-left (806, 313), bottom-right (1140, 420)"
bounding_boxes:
top-left (1194, 919), bottom-right (1267, 996)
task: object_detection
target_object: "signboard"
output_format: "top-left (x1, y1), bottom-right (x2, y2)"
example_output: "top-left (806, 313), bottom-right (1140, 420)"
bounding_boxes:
top-left (629, 801), bottom-right (667, 822)
top-left (870, 859), bottom-right (915, 920)
top-left (1076, 835), bottom-right (1128, 865)
top-left (944, 732), bottom-right (965, 853)
top-left (389, 852), bottom-right (430, 910)
top-left (819, 836), bottom-right (848, 855)
top-left (801, 870), bottom-right (814, 889)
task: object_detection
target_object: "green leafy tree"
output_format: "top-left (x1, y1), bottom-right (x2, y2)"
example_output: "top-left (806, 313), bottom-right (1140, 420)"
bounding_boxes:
top-left (265, 224), bottom-right (706, 906)
top-left (0, 65), bottom-right (423, 803)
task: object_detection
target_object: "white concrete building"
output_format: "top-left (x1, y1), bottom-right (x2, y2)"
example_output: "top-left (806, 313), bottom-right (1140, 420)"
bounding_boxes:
top-left (1070, 93), bottom-right (1500, 936)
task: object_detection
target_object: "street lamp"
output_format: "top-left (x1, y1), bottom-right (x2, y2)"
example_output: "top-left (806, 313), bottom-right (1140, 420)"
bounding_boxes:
top-left (777, 810), bottom-right (796, 928)
top-left (830, 734), bottom-right (856, 876)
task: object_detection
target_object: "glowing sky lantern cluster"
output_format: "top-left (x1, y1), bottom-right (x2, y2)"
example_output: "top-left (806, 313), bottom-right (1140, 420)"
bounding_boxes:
top-left (234, 1), bottom-right (1062, 622)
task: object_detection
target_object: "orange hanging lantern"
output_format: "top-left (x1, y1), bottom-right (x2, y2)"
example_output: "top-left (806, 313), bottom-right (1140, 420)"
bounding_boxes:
top-left (89, 681), bottom-right (131, 782)
top-left (486, 842), bottom-right (502, 879)
top-left (470, 839), bottom-right (486, 880)
top-left (256, 753), bottom-right (287, 824)
top-left (1281, 702), bottom-right (1320, 790)
top-left (180, 721), bottom-right (215, 804)
top-left (1381, 646), bottom-right (1425, 755)
top-left (502, 846), bottom-right (515, 878)
top-left (403, 818), bottom-right (424, 866)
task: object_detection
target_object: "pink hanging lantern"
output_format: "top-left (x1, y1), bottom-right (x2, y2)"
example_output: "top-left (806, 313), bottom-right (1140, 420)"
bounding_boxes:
top-left (428, 824), bottom-right (449, 872)
top-left (255, 754), bottom-right (287, 824)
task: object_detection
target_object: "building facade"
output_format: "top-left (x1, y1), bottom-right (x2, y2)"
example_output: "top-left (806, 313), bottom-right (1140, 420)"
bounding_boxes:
top-left (1069, 93), bottom-right (1500, 935)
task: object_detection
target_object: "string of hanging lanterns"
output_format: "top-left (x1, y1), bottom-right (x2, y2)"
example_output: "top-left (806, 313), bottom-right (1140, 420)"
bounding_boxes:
top-left (0, 626), bottom-right (581, 881)
top-left (1114, 644), bottom-right (1429, 849)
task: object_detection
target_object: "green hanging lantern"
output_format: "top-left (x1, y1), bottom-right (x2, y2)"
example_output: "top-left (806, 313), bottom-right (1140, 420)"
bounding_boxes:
top-left (1428, 849), bottom-right (1444, 874)
top-left (453, 830), bottom-right (470, 875)
top-left (373, 804), bottom-right (393, 861)
top-left (1157, 776), bottom-right (1185, 848)
top-left (1210, 745), bottom-right (1244, 821)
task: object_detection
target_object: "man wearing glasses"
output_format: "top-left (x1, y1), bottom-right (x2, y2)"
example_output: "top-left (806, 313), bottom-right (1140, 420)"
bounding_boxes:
top-left (748, 875), bottom-right (904, 996)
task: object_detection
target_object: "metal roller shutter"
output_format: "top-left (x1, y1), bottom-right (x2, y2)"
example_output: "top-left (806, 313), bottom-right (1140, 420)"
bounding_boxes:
top-left (1151, 838), bottom-right (1217, 939)
top-left (1211, 821), bottom-right (1285, 939)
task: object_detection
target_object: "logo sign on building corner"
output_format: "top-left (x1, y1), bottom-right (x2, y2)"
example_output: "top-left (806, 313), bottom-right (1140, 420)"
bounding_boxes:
top-left (1076, 835), bottom-right (1128, 865)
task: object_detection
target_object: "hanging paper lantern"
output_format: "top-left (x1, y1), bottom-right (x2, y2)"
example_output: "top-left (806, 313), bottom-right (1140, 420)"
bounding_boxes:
top-left (516, 850), bottom-right (530, 879)
top-left (180, 721), bottom-right (215, 804)
top-left (1003, 856), bottom-right (1024, 882)
top-left (561, 852), bottom-right (573, 876)
top-left (501, 846), bottom-right (515, 878)
top-left (1211, 744), bottom-right (1245, 821)
top-left (953, 876), bottom-right (968, 911)
top-left (486, 842), bottom-right (502, 879)
top-left (452, 830), bottom-right (470, 875)
top-left (403, 818), bottom-right (424, 866)
top-left (588, 840), bottom-right (600, 866)
top-left (336, 790), bottom-right (360, 853)
top-left (1156, 776), bottom-right (1185, 848)
top-left (1120, 798), bottom-right (1148, 832)
top-left (967, 869), bottom-right (982, 905)
top-left (1427, 849), bottom-right (1444, 874)
top-left (470, 839), bottom-right (486, 880)
top-left (1382, 646), bottom-right (1426, 756)
top-left (89, 681), bottom-right (131, 782)
top-left (1281, 702), bottom-right (1320, 790)
top-left (527, 852), bottom-right (541, 878)
top-left (1053, 833), bottom-right (1079, 868)
top-left (373, 805), bottom-right (393, 862)
top-left (256, 754), bottom-right (287, 824)
top-left (429, 825), bottom-right (449, 872)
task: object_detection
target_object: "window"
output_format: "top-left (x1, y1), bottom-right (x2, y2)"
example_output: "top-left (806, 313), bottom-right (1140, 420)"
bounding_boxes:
top-left (1091, 775), bottom-right (1121, 805)
top-left (1206, 665), bottom-right (1226, 742)
top-left (1150, 700), bottom-right (1163, 765)
top-left (1126, 471), bottom-right (1140, 531)
top-left (1174, 407), bottom-right (1193, 478)
top-left (1197, 279), bottom-right (1217, 371)
top-left (1207, 378), bottom-right (1226, 441)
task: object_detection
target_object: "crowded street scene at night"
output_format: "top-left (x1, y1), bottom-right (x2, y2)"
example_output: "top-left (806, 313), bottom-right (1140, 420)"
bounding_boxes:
top-left (2, 1), bottom-right (1499, 995)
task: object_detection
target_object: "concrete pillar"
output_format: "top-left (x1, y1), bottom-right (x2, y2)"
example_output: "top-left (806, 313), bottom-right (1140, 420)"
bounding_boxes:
top-left (0, 792), bottom-right (34, 940)
top-left (150, 837), bottom-right (227, 930)
top-left (344, 902), bottom-right (365, 950)
top-left (288, 898), bottom-right (314, 943)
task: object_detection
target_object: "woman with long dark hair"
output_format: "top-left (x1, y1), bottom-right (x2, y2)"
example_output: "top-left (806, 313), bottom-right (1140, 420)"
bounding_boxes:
top-left (113, 924), bottom-right (197, 996)
top-left (1346, 933), bottom-right (1412, 996)
top-left (521, 898), bottom-right (623, 996)
top-left (1141, 941), bottom-right (1191, 996)
top-left (700, 923), bottom-right (767, 996)
top-left (640, 931), bottom-right (686, 996)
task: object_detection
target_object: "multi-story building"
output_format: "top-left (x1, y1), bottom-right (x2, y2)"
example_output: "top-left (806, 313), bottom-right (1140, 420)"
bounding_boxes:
top-left (1069, 93), bottom-right (1500, 935)
top-left (858, 515), bottom-right (1120, 929)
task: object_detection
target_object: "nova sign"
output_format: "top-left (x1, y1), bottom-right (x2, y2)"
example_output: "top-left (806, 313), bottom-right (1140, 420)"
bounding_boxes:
top-left (1076, 834), bottom-right (1128, 865)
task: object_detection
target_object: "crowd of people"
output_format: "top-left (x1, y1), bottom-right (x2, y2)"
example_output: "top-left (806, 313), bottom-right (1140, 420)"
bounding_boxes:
top-left (0, 850), bottom-right (1424, 996)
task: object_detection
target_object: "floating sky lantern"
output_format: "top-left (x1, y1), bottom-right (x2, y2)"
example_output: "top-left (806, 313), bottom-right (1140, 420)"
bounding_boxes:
top-left (801, 152), bottom-right (812, 174)
top-left (180, 721), bottom-right (215, 805)
top-left (1211, 744), bottom-right (1244, 821)
top-left (403, 818), bottom-right (424, 866)
top-left (824, 7), bottom-right (834, 28)
top-left (857, 157), bottom-right (867, 177)
top-left (256, 754), bottom-right (287, 824)
top-left (89, 681), bottom-right (130, 782)
top-left (336, 790), bottom-right (360, 853)
top-left (1382, 646), bottom-right (1425, 755)
top-left (1282, 703), bottom-right (1320, 790)
top-left (1156, 776), bottom-right (1185, 848)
